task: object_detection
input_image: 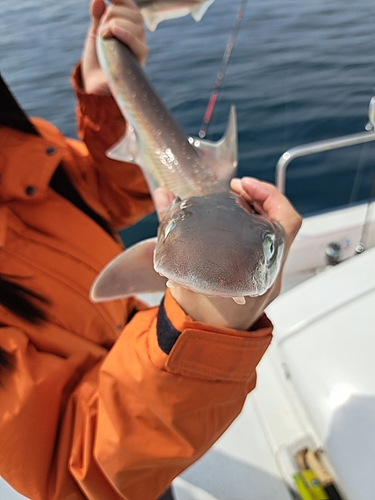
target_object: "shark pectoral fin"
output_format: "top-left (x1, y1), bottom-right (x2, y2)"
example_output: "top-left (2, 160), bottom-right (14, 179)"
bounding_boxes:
top-left (90, 237), bottom-right (167, 302)
top-left (192, 105), bottom-right (238, 182)
top-left (105, 123), bottom-right (138, 163)
top-left (138, 0), bottom-right (216, 31)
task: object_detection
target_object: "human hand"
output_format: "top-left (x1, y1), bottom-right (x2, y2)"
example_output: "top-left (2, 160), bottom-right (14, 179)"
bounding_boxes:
top-left (154, 178), bottom-right (302, 331)
top-left (81, 0), bottom-right (148, 94)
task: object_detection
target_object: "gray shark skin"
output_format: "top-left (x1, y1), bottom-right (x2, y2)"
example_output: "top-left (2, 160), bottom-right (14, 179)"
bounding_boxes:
top-left (90, 35), bottom-right (284, 304)
top-left (155, 192), bottom-right (284, 300)
top-left (97, 38), bottom-right (237, 200)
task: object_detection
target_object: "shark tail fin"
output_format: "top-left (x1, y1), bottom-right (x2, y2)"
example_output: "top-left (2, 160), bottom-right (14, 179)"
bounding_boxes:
top-left (138, 0), bottom-right (216, 31)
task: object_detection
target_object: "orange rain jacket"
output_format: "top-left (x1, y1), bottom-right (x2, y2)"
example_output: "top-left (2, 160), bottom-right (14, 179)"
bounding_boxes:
top-left (0, 69), bottom-right (273, 500)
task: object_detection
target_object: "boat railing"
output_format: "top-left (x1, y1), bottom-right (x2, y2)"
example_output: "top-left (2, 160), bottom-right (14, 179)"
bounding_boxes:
top-left (276, 95), bottom-right (375, 194)
top-left (275, 130), bottom-right (375, 194)
top-left (276, 96), bottom-right (375, 254)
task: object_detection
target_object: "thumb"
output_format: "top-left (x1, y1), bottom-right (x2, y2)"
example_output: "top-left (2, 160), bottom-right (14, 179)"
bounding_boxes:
top-left (154, 188), bottom-right (176, 220)
top-left (231, 177), bottom-right (302, 248)
top-left (90, 0), bottom-right (106, 34)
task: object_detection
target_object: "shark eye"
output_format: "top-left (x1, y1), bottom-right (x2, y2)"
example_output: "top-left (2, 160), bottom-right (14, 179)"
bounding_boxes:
top-left (263, 234), bottom-right (275, 261)
top-left (163, 218), bottom-right (178, 240)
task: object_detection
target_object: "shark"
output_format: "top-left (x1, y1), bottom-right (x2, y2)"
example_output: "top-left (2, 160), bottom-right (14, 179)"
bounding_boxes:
top-left (90, 0), bottom-right (284, 305)
top-left (134, 0), bottom-right (216, 31)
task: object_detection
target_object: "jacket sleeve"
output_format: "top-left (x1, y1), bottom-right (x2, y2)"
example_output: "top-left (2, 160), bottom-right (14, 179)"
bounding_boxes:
top-left (67, 64), bottom-right (154, 230)
top-left (0, 290), bottom-right (272, 500)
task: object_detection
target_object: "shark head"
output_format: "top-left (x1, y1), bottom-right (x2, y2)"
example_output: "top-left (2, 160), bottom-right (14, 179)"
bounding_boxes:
top-left (154, 191), bottom-right (285, 302)
top-left (90, 191), bottom-right (284, 304)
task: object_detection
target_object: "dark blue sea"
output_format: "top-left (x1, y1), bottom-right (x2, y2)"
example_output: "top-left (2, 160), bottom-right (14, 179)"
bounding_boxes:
top-left (2, 0), bottom-right (375, 245)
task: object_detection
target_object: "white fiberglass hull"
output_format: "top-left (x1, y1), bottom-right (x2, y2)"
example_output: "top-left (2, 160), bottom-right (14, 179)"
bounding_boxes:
top-left (172, 201), bottom-right (375, 500)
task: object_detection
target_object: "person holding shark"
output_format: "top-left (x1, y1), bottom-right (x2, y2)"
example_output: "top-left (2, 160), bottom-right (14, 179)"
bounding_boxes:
top-left (0, 0), bottom-right (302, 499)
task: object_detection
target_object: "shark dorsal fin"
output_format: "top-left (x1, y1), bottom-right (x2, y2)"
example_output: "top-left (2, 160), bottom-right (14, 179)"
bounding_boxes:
top-left (191, 105), bottom-right (238, 182)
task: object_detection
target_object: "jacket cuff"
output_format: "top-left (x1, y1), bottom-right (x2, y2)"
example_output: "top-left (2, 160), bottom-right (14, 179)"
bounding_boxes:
top-left (71, 63), bottom-right (124, 128)
top-left (152, 290), bottom-right (273, 381)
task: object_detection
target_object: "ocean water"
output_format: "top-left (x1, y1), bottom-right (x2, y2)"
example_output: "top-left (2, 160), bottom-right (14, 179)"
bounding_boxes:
top-left (1, 0), bottom-right (375, 246)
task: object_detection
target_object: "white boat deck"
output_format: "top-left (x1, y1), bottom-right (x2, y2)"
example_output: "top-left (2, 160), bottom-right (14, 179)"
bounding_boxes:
top-left (2, 202), bottom-right (374, 499)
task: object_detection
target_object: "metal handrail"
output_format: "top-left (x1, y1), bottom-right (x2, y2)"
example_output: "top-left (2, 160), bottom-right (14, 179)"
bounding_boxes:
top-left (276, 95), bottom-right (375, 193)
top-left (276, 130), bottom-right (375, 193)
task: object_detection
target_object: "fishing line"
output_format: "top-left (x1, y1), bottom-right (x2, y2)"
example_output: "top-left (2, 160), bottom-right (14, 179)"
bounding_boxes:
top-left (198, 0), bottom-right (248, 139)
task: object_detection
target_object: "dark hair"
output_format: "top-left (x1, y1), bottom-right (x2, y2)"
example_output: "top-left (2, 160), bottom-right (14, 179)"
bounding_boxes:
top-left (0, 275), bottom-right (48, 322)
top-left (0, 275), bottom-right (49, 376)
top-left (0, 346), bottom-right (14, 377)
top-left (0, 73), bottom-right (40, 135)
